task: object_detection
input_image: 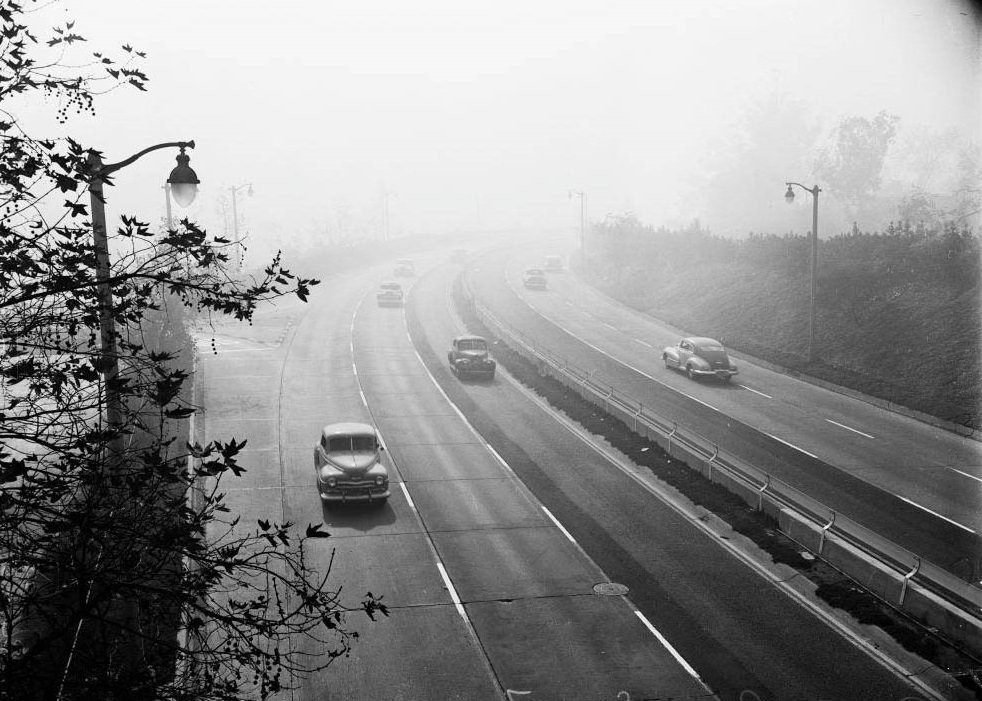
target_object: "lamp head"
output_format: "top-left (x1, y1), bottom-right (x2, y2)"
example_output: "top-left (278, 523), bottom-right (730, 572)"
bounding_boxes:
top-left (784, 184), bottom-right (795, 204)
top-left (168, 146), bottom-right (200, 207)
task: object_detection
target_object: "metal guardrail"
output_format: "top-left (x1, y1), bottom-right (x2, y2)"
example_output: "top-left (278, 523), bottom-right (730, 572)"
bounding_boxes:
top-left (460, 274), bottom-right (982, 628)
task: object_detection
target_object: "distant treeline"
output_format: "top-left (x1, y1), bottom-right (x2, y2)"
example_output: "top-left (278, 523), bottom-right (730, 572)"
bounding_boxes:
top-left (583, 216), bottom-right (980, 429)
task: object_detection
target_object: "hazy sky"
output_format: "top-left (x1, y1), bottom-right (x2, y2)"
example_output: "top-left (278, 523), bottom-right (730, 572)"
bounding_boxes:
top-left (23, 0), bottom-right (981, 259)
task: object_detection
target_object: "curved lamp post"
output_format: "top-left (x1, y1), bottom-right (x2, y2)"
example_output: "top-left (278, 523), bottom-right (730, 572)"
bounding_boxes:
top-left (784, 181), bottom-right (820, 362)
top-left (229, 183), bottom-right (253, 270)
top-left (568, 189), bottom-right (587, 257)
top-left (88, 141), bottom-right (199, 436)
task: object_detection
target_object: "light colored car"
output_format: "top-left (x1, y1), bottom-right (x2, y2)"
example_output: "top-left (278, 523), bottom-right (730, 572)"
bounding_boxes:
top-left (314, 422), bottom-right (389, 504)
top-left (523, 267), bottom-right (547, 290)
top-left (544, 255), bottom-right (564, 272)
top-left (447, 334), bottom-right (496, 380)
top-left (394, 259), bottom-right (416, 277)
top-left (376, 281), bottom-right (404, 307)
top-left (662, 337), bottom-right (738, 383)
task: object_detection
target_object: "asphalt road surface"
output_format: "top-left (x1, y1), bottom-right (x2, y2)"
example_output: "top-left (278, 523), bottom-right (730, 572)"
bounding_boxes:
top-left (197, 251), bottom-right (936, 700)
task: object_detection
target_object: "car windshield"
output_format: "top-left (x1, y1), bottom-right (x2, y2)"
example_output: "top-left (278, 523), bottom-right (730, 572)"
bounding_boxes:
top-left (381, 283), bottom-right (401, 291)
top-left (328, 435), bottom-right (376, 452)
top-left (458, 339), bottom-right (487, 352)
top-left (526, 269), bottom-right (544, 276)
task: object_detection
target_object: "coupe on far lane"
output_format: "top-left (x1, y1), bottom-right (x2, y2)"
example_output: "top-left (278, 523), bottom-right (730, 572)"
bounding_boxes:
top-left (662, 336), bottom-right (738, 382)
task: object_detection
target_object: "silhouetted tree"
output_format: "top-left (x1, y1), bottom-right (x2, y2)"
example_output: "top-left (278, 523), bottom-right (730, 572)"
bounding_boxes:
top-left (0, 3), bottom-right (384, 700)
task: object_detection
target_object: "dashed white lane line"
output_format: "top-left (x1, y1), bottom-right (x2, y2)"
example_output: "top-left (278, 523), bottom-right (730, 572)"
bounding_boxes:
top-left (399, 482), bottom-right (417, 513)
top-left (825, 418), bottom-right (875, 440)
top-left (739, 384), bottom-right (772, 399)
top-left (436, 562), bottom-right (468, 620)
top-left (947, 467), bottom-right (982, 485)
top-left (540, 505), bottom-right (577, 545)
top-left (763, 432), bottom-right (821, 460)
top-left (633, 339), bottom-right (654, 348)
top-left (897, 496), bottom-right (976, 534)
top-left (634, 610), bottom-right (703, 681)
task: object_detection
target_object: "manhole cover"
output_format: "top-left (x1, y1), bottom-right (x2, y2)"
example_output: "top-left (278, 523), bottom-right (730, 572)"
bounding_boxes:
top-left (593, 582), bottom-right (629, 596)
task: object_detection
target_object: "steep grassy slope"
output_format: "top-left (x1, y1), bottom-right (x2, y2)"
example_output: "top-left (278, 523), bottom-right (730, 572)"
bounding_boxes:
top-left (581, 224), bottom-right (980, 429)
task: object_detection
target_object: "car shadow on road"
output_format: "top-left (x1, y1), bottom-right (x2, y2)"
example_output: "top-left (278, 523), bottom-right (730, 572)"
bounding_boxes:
top-left (320, 500), bottom-right (398, 533)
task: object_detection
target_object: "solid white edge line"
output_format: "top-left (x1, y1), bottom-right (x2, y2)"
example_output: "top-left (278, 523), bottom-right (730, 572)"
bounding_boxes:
top-left (436, 562), bottom-right (468, 620)
top-left (825, 418), bottom-right (875, 440)
top-left (539, 505), bottom-right (577, 545)
top-left (897, 496), bottom-right (976, 534)
top-left (634, 610), bottom-right (702, 681)
top-left (763, 431), bottom-right (820, 460)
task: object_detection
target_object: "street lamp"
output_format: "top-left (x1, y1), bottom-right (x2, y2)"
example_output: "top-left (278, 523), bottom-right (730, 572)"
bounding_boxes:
top-left (568, 189), bottom-right (586, 257)
top-left (87, 140), bottom-right (198, 437)
top-left (784, 181), bottom-right (821, 362)
top-left (229, 183), bottom-right (253, 270)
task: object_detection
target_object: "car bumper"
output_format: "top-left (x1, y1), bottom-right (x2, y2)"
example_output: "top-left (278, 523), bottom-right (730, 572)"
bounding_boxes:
top-left (318, 485), bottom-right (391, 502)
top-left (691, 368), bottom-right (738, 379)
top-left (454, 363), bottom-right (495, 378)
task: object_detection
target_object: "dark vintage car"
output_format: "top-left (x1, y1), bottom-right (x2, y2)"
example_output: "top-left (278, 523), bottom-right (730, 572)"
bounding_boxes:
top-left (448, 334), bottom-right (496, 380)
top-left (314, 422), bottom-right (389, 504)
top-left (376, 281), bottom-right (404, 307)
top-left (522, 267), bottom-right (547, 290)
top-left (662, 336), bottom-right (738, 382)
top-left (393, 259), bottom-right (416, 277)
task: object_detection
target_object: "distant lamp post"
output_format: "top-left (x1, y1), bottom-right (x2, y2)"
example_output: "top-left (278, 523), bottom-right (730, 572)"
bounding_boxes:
top-left (87, 140), bottom-right (198, 437)
top-left (229, 183), bottom-right (253, 270)
top-left (568, 189), bottom-right (586, 256)
top-left (784, 181), bottom-right (821, 362)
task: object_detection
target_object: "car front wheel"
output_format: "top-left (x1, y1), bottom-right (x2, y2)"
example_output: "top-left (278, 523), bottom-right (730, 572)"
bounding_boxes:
top-left (686, 365), bottom-right (695, 380)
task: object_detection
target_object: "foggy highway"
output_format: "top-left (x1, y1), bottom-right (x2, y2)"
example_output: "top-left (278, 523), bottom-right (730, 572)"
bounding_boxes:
top-left (198, 249), bottom-right (934, 700)
top-left (465, 243), bottom-right (982, 583)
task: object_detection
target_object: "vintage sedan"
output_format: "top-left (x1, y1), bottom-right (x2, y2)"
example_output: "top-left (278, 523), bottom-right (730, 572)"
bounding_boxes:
top-left (662, 336), bottom-right (738, 382)
top-left (393, 259), bottom-right (416, 277)
top-left (376, 281), bottom-right (404, 307)
top-left (523, 267), bottom-right (547, 290)
top-left (448, 334), bottom-right (496, 380)
top-left (314, 422), bottom-right (389, 504)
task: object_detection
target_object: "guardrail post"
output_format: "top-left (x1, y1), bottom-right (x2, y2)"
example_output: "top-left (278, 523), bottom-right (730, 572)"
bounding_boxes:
top-left (756, 474), bottom-right (771, 511)
top-left (708, 445), bottom-right (719, 481)
top-left (819, 510), bottom-right (836, 556)
top-left (605, 388), bottom-right (613, 413)
top-left (634, 405), bottom-right (642, 432)
top-left (899, 556), bottom-right (921, 606)
top-left (668, 422), bottom-right (678, 453)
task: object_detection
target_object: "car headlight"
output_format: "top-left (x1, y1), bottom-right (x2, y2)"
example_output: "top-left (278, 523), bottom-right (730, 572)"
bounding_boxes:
top-left (375, 475), bottom-right (386, 486)
top-left (326, 477), bottom-right (337, 488)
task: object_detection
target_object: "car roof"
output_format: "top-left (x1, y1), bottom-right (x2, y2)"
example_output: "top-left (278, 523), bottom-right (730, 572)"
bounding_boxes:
top-left (454, 334), bottom-right (487, 343)
top-left (321, 422), bottom-right (378, 439)
top-left (380, 280), bottom-right (402, 287)
top-left (687, 336), bottom-right (724, 347)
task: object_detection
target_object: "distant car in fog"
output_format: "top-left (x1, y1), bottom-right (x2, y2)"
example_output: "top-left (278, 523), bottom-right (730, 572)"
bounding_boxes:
top-left (394, 259), bottom-right (415, 277)
top-left (662, 337), bottom-right (738, 383)
top-left (376, 281), bottom-right (404, 307)
top-left (448, 334), bottom-right (496, 380)
top-left (522, 267), bottom-right (547, 290)
top-left (314, 422), bottom-right (389, 504)
top-left (544, 255), bottom-right (564, 272)
top-left (450, 248), bottom-right (469, 264)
